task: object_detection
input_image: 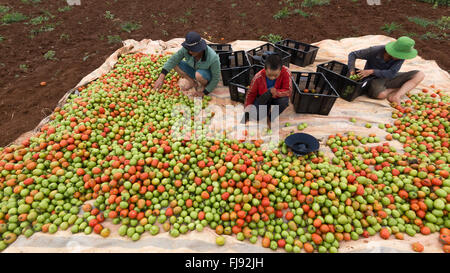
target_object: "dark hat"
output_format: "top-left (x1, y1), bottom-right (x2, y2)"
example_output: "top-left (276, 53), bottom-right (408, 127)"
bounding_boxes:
top-left (182, 31), bottom-right (207, 52)
top-left (285, 133), bottom-right (320, 156)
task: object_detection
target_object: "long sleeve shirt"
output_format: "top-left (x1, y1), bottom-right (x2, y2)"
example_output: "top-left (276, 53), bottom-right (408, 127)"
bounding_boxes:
top-left (161, 45), bottom-right (221, 94)
top-left (347, 45), bottom-right (404, 79)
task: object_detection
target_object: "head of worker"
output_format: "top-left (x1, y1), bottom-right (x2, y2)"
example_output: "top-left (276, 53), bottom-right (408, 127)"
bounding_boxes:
top-left (264, 53), bottom-right (283, 81)
top-left (385, 36), bottom-right (418, 61)
top-left (181, 31), bottom-right (206, 58)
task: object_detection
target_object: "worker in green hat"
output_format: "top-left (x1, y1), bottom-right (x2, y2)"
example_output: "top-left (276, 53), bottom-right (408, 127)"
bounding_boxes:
top-left (348, 36), bottom-right (424, 104)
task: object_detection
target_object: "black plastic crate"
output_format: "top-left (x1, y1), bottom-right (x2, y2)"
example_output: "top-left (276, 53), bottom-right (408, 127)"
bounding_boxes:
top-left (276, 39), bottom-right (319, 67)
top-left (228, 65), bottom-right (264, 103)
top-left (291, 72), bottom-right (339, 115)
top-left (208, 43), bottom-right (233, 65)
top-left (316, 60), bottom-right (372, 102)
top-left (219, 50), bottom-right (251, 86)
top-left (246, 43), bottom-right (291, 68)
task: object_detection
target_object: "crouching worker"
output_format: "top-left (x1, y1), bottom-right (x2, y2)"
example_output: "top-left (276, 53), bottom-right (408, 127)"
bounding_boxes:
top-left (243, 53), bottom-right (292, 128)
top-left (154, 31), bottom-right (221, 96)
top-left (348, 36), bottom-right (424, 104)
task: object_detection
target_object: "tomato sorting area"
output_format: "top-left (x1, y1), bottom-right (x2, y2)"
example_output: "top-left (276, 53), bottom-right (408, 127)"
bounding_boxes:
top-left (1, 37), bottom-right (449, 253)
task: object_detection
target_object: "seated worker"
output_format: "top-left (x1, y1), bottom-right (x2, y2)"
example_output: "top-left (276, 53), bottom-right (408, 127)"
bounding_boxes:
top-left (244, 53), bottom-right (292, 128)
top-left (348, 36), bottom-right (424, 104)
top-left (154, 31), bottom-right (221, 96)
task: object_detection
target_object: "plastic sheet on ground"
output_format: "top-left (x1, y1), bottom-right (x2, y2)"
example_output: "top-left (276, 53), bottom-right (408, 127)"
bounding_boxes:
top-left (7, 35), bottom-right (450, 253)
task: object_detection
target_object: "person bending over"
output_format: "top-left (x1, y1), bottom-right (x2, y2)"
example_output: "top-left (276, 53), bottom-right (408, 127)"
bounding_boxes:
top-left (348, 36), bottom-right (424, 104)
top-left (154, 31), bottom-right (221, 97)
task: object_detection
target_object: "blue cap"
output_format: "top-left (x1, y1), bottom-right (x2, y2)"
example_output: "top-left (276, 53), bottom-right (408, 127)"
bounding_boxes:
top-left (182, 31), bottom-right (207, 52)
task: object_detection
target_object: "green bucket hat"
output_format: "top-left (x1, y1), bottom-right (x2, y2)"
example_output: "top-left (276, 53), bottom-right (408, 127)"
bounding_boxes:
top-left (385, 36), bottom-right (418, 60)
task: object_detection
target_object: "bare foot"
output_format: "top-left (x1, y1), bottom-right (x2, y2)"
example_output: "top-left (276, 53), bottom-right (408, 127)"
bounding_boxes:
top-left (387, 93), bottom-right (401, 104)
top-left (179, 78), bottom-right (194, 91)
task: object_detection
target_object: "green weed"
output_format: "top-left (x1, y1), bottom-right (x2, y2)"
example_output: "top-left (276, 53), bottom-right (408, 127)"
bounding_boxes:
top-left (381, 22), bottom-right (402, 34)
top-left (58, 6), bottom-right (72, 12)
top-left (273, 7), bottom-right (290, 20)
top-left (43, 50), bottom-right (57, 61)
top-left (0, 5), bottom-right (10, 13)
top-left (293, 9), bottom-right (311, 17)
top-left (260, 34), bottom-right (283, 44)
top-left (301, 0), bottom-right (330, 8)
top-left (407, 16), bottom-right (434, 27)
top-left (2, 12), bottom-right (28, 24)
top-left (29, 15), bottom-right (49, 25)
top-left (105, 11), bottom-right (114, 19)
top-left (121, 21), bottom-right (141, 33)
top-left (19, 64), bottom-right (28, 72)
top-left (107, 35), bottom-right (122, 44)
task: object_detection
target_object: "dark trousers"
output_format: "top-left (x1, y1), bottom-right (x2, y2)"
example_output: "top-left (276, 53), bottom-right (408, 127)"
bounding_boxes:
top-left (252, 96), bottom-right (289, 121)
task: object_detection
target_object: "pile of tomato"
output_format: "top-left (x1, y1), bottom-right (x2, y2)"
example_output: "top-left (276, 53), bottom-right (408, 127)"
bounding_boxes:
top-left (0, 52), bottom-right (448, 253)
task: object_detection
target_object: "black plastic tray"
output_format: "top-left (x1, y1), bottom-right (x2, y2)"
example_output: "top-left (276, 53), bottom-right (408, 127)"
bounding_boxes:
top-left (246, 43), bottom-right (291, 68)
top-left (276, 39), bottom-right (319, 67)
top-left (291, 71), bottom-right (339, 115)
top-left (228, 65), bottom-right (264, 103)
top-left (219, 50), bottom-right (251, 86)
top-left (316, 60), bottom-right (372, 102)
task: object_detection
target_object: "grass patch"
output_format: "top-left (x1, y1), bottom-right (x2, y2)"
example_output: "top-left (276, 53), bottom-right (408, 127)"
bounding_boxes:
top-left (293, 9), bottom-right (311, 17)
top-left (162, 29), bottom-right (169, 36)
top-left (435, 16), bottom-right (449, 30)
top-left (260, 34), bottom-right (283, 44)
top-left (40, 10), bottom-right (54, 19)
top-left (0, 5), bottom-right (10, 13)
top-left (60, 33), bottom-right (70, 41)
top-left (0, 35), bottom-right (3, 42)
top-left (30, 23), bottom-right (55, 37)
top-left (29, 15), bottom-right (49, 25)
top-left (120, 21), bottom-right (141, 33)
top-left (185, 8), bottom-right (192, 17)
top-left (273, 7), bottom-right (290, 20)
top-left (407, 16), bottom-right (434, 27)
top-left (105, 11), bottom-right (114, 20)
top-left (231, 3), bottom-right (237, 8)
top-left (403, 32), bottom-right (418, 38)
top-left (413, 0), bottom-right (449, 7)
top-left (239, 12), bottom-right (247, 17)
top-left (107, 35), bottom-right (122, 44)
top-left (19, 64), bottom-right (28, 72)
top-left (43, 50), bottom-right (56, 61)
top-left (21, 0), bottom-right (41, 3)
top-left (301, 0), bottom-right (330, 8)
top-left (2, 12), bottom-right (28, 24)
top-left (420, 31), bottom-right (443, 40)
top-left (381, 22), bottom-right (402, 34)
top-left (58, 6), bottom-right (72, 12)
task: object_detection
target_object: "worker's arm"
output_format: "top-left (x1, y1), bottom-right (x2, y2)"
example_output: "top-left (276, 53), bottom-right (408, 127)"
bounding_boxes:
top-left (273, 68), bottom-right (292, 98)
top-left (348, 46), bottom-right (376, 75)
top-left (154, 48), bottom-right (187, 90)
top-left (244, 76), bottom-right (261, 108)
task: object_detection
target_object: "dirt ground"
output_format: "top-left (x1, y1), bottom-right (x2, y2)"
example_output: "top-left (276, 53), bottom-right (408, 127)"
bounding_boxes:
top-left (0, 0), bottom-right (449, 146)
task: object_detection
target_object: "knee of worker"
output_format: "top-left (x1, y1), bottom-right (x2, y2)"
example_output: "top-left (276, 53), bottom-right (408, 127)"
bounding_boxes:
top-left (195, 72), bottom-right (208, 85)
top-left (272, 97), bottom-right (289, 113)
top-left (414, 70), bottom-right (425, 83)
top-left (368, 80), bottom-right (385, 99)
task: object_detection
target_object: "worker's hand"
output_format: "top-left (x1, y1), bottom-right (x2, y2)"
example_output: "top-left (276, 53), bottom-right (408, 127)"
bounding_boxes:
top-left (269, 88), bottom-right (278, 97)
top-left (357, 69), bottom-right (374, 79)
top-left (154, 74), bottom-right (165, 90)
top-left (349, 70), bottom-right (355, 76)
